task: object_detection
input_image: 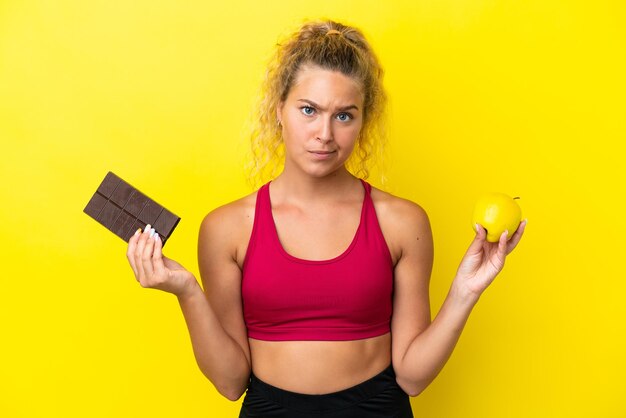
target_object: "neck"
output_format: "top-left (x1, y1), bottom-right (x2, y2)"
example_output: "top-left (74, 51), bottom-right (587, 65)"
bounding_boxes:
top-left (271, 165), bottom-right (360, 204)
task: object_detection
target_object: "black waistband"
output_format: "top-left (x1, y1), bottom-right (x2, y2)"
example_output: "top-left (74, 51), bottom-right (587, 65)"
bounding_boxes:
top-left (247, 364), bottom-right (397, 412)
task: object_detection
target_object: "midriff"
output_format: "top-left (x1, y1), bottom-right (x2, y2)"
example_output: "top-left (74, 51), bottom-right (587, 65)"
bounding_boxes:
top-left (248, 332), bottom-right (391, 394)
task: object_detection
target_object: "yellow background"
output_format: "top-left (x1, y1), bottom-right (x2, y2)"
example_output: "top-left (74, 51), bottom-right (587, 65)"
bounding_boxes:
top-left (1, 1), bottom-right (624, 417)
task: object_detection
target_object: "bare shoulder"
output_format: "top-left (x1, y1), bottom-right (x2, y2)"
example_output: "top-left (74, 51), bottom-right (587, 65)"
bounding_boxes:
top-left (369, 187), bottom-right (431, 233)
top-left (200, 191), bottom-right (257, 232)
top-left (369, 186), bottom-right (432, 264)
top-left (199, 190), bottom-right (258, 269)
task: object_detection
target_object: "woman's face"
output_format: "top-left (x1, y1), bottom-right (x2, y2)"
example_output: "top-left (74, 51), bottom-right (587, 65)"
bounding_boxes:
top-left (277, 64), bottom-right (364, 179)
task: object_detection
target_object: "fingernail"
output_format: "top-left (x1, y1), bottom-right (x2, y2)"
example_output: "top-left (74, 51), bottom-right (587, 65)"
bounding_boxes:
top-left (134, 229), bottom-right (141, 236)
top-left (153, 232), bottom-right (160, 241)
top-left (475, 223), bottom-right (480, 233)
top-left (149, 228), bottom-right (155, 237)
top-left (144, 224), bottom-right (151, 233)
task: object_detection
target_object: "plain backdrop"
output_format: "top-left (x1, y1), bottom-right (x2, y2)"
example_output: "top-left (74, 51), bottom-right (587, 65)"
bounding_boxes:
top-left (1, 1), bottom-right (624, 417)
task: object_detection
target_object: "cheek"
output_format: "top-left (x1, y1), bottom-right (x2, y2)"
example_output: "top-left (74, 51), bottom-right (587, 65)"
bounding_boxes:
top-left (283, 124), bottom-right (305, 142)
top-left (281, 125), bottom-right (307, 152)
top-left (339, 125), bottom-right (362, 146)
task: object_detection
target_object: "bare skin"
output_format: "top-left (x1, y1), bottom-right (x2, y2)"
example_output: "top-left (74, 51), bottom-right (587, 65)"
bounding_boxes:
top-left (224, 183), bottom-right (405, 394)
top-left (126, 65), bottom-right (526, 400)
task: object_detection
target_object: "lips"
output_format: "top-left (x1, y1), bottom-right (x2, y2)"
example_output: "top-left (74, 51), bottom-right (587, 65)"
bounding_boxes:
top-left (308, 150), bottom-right (336, 160)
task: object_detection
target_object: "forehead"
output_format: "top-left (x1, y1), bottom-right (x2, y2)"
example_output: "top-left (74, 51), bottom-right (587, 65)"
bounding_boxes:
top-left (288, 65), bottom-right (364, 104)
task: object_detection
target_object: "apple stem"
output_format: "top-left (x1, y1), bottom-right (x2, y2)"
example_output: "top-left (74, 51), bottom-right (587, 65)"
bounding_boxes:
top-left (513, 197), bottom-right (520, 200)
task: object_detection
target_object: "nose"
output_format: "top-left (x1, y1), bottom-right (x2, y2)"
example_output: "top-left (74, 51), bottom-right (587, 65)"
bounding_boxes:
top-left (316, 116), bottom-right (334, 143)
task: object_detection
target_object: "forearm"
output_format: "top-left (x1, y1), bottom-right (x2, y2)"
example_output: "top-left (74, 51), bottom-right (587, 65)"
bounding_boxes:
top-left (396, 283), bottom-right (479, 396)
top-left (177, 282), bottom-right (250, 401)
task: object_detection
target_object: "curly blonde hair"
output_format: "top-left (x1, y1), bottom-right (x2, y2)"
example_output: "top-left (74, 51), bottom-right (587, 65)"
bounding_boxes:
top-left (245, 19), bottom-right (388, 188)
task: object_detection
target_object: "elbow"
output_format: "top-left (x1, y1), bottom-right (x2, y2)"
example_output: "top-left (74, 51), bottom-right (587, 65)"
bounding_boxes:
top-left (198, 362), bottom-right (250, 401)
top-left (405, 387), bottom-right (425, 398)
top-left (396, 376), bottom-right (427, 398)
top-left (221, 388), bottom-right (246, 402)
top-left (216, 373), bottom-right (250, 402)
top-left (215, 382), bottom-right (248, 402)
top-left (202, 369), bottom-right (249, 402)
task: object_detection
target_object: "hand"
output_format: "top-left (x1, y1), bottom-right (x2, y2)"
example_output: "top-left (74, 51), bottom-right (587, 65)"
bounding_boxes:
top-left (126, 225), bottom-right (198, 298)
top-left (452, 220), bottom-right (527, 302)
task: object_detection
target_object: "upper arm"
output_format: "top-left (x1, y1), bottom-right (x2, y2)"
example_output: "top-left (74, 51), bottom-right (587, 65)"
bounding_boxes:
top-left (383, 199), bottom-right (434, 366)
top-left (197, 201), bottom-right (253, 368)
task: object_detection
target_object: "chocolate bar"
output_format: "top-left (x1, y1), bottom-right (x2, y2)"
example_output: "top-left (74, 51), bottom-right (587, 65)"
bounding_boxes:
top-left (84, 171), bottom-right (180, 245)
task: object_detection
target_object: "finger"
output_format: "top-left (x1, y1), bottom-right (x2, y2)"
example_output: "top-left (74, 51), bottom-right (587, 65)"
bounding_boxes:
top-left (485, 229), bottom-right (509, 273)
top-left (152, 232), bottom-right (166, 276)
top-left (497, 229), bottom-right (509, 259)
top-left (141, 227), bottom-right (157, 279)
top-left (466, 223), bottom-right (487, 255)
top-left (134, 224), bottom-right (152, 281)
top-left (506, 219), bottom-right (527, 254)
top-left (126, 228), bottom-right (142, 276)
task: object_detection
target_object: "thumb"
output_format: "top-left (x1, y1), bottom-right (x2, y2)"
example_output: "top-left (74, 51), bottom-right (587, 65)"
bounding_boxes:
top-left (152, 233), bottom-right (167, 275)
top-left (162, 254), bottom-right (185, 271)
top-left (466, 223), bottom-right (487, 255)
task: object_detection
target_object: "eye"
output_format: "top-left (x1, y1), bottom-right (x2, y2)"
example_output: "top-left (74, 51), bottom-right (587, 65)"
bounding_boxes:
top-left (300, 106), bottom-right (315, 116)
top-left (336, 112), bottom-right (353, 122)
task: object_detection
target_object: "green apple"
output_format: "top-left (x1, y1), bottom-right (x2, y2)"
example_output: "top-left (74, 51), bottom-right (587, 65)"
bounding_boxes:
top-left (472, 192), bottom-right (522, 242)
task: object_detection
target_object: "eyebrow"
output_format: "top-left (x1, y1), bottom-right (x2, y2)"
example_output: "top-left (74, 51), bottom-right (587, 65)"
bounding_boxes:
top-left (297, 99), bottom-right (359, 112)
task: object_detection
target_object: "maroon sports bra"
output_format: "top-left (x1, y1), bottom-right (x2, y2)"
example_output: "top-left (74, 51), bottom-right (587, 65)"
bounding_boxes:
top-left (241, 179), bottom-right (393, 341)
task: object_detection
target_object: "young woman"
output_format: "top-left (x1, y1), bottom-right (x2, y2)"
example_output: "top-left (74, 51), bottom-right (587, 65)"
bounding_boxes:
top-left (126, 20), bottom-right (526, 418)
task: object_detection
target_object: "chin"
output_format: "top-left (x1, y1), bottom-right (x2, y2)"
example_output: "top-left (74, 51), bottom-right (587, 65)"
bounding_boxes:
top-left (287, 154), bottom-right (350, 178)
top-left (304, 164), bottom-right (347, 179)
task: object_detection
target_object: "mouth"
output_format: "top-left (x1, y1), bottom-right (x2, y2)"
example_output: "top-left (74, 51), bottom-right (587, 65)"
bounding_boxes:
top-left (308, 150), bottom-right (336, 160)
top-left (309, 150), bottom-right (336, 155)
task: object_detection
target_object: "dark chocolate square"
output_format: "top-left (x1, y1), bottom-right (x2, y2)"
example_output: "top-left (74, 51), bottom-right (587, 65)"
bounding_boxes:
top-left (110, 180), bottom-right (134, 207)
top-left (111, 210), bottom-right (135, 240)
top-left (125, 190), bottom-right (148, 217)
top-left (97, 172), bottom-right (121, 198)
top-left (153, 208), bottom-right (180, 237)
top-left (138, 199), bottom-right (163, 225)
top-left (83, 171), bottom-right (181, 246)
top-left (83, 192), bottom-right (108, 219)
top-left (129, 219), bottom-right (147, 238)
top-left (97, 201), bottom-right (122, 227)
